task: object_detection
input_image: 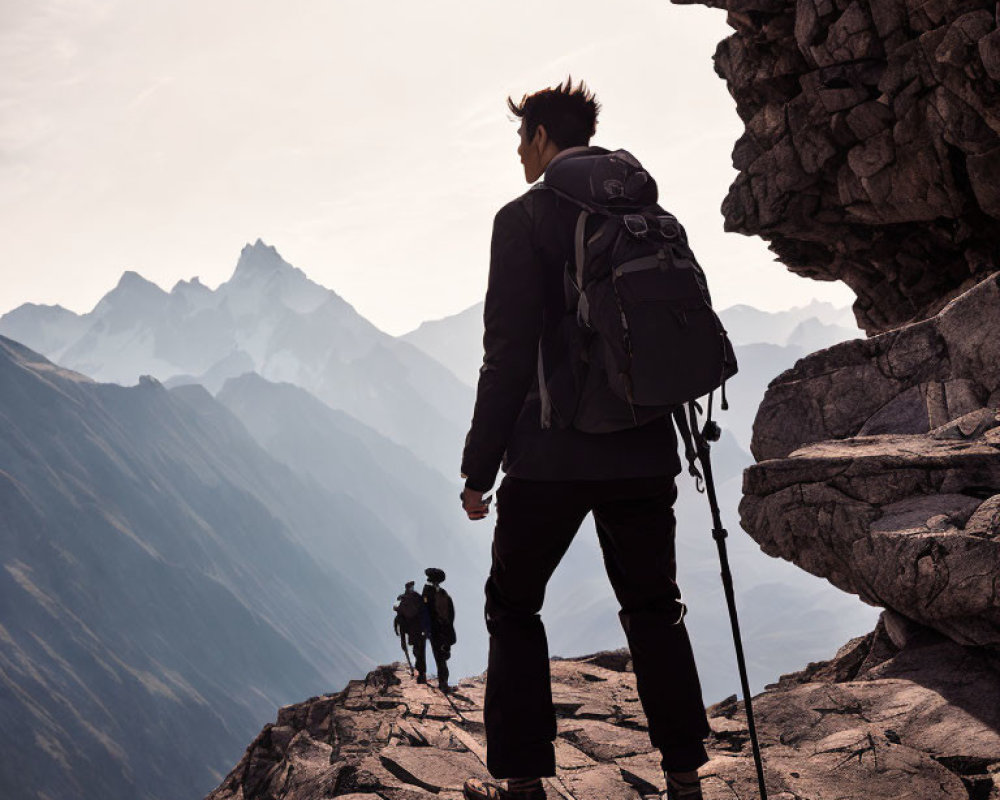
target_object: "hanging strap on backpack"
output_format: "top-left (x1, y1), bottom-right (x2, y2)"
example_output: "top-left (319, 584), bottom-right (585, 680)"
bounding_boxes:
top-left (537, 209), bottom-right (591, 431)
top-left (672, 405), bottom-right (702, 492)
top-left (537, 341), bottom-right (552, 430)
top-left (574, 209), bottom-right (590, 326)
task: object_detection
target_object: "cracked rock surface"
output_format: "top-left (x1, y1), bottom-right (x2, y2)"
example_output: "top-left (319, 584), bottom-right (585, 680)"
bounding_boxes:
top-left (743, 274), bottom-right (1000, 646)
top-left (672, 0), bottom-right (1000, 334)
top-left (206, 637), bottom-right (1000, 800)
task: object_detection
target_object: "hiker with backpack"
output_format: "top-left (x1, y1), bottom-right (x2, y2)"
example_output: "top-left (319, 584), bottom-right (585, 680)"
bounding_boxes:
top-left (422, 567), bottom-right (457, 693)
top-left (393, 580), bottom-right (430, 682)
top-left (458, 79), bottom-right (739, 800)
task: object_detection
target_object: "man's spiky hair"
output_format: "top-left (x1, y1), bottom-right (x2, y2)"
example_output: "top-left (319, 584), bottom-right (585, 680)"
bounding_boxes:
top-left (507, 76), bottom-right (600, 149)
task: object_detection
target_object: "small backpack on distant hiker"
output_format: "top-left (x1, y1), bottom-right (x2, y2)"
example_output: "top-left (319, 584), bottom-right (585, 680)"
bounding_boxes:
top-left (432, 586), bottom-right (456, 644)
top-left (394, 589), bottom-right (429, 637)
top-left (433, 587), bottom-right (452, 624)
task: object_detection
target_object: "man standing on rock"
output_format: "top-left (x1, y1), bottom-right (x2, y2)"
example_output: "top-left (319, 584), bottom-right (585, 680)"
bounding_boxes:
top-left (459, 79), bottom-right (711, 800)
top-left (422, 567), bottom-right (457, 693)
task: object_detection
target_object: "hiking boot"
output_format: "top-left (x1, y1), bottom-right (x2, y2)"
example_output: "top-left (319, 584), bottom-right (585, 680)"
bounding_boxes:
top-left (463, 777), bottom-right (545, 800)
top-left (416, 673), bottom-right (427, 684)
top-left (665, 774), bottom-right (702, 800)
top-left (438, 681), bottom-right (452, 693)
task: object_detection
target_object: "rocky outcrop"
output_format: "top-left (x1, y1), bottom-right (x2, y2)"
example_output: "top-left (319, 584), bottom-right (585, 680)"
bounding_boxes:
top-left (749, 272), bottom-right (1000, 461)
top-left (206, 634), bottom-right (1000, 800)
top-left (741, 274), bottom-right (1000, 647)
top-left (673, 0), bottom-right (1000, 334)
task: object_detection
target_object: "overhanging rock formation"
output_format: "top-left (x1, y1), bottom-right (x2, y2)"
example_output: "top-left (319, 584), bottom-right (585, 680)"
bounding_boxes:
top-left (674, 0), bottom-right (1000, 334)
top-left (741, 275), bottom-right (1000, 648)
top-left (669, 0), bottom-right (1000, 656)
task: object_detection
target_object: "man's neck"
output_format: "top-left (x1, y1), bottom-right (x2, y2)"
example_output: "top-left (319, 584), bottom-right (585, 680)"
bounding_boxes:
top-left (544, 145), bottom-right (591, 173)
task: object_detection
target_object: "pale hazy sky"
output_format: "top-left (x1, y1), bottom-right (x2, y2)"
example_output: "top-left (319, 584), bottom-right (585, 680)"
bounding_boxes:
top-left (0, 0), bottom-right (856, 334)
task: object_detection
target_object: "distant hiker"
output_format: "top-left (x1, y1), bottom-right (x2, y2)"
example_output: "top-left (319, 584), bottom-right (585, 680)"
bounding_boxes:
top-left (459, 79), bottom-right (716, 800)
top-left (393, 580), bottom-right (430, 683)
top-left (422, 567), bottom-right (456, 692)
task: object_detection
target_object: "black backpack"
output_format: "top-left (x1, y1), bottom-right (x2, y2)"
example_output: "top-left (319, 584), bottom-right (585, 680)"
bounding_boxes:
top-left (430, 586), bottom-right (456, 646)
top-left (540, 161), bottom-right (737, 434)
top-left (394, 590), bottom-right (426, 633)
top-left (432, 587), bottom-right (453, 625)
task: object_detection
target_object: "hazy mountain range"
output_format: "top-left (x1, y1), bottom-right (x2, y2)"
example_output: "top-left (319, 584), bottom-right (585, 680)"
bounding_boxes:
top-left (401, 298), bottom-right (862, 390)
top-left (0, 240), bottom-right (470, 477)
top-left (0, 241), bottom-right (875, 800)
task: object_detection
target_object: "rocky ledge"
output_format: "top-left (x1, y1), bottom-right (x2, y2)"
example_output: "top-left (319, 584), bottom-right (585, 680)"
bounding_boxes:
top-left (207, 628), bottom-right (999, 800)
top-left (742, 273), bottom-right (1000, 647)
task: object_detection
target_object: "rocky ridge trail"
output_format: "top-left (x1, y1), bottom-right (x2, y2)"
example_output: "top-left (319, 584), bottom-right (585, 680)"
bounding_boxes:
top-left (207, 633), bottom-right (1000, 800)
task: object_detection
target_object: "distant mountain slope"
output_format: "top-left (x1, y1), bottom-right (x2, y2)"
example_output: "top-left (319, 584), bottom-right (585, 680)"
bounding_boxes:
top-left (216, 372), bottom-right (491, 678)
top-left (397, 299), bottom-right (861, 393)
top-left (400, 302), bottom-right (485, 386)
top-left (0, 336), bottom-right (428, 800)
top-left (718, 299), bottom-right (861, 347)
top-left (0, 241), bottom-right (472, 476)
top-left (396, 301), bottom-right (853, 453)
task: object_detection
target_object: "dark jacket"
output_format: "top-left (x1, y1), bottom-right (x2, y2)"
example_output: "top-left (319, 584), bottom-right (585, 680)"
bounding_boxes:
top-left (422, 584), bottom-right (456, 647)
top-left (461, 147), bottom-right (681, 492)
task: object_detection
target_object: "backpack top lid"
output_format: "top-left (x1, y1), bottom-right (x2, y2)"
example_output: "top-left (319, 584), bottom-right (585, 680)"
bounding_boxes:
top-left (544, 147), bottom-right (658, 212)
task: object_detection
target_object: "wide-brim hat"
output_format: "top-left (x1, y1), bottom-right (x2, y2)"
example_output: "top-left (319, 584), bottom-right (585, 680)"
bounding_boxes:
top-left (425, 567), bottom-right (446, 584)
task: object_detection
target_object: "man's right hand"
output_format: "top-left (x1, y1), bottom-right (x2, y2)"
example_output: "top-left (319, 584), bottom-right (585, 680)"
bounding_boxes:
top-left (461, 487), bottom-right (492, 521)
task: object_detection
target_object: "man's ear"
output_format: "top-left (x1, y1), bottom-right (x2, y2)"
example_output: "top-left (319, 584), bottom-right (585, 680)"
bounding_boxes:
top-left (532, 124), bottom-right (549, 152)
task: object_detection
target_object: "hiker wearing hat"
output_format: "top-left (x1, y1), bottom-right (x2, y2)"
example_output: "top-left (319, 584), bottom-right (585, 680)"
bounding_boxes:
top-left (459, 79), bottom-right (717, 800)
top-left (422, 567), bottom-right (456, 692)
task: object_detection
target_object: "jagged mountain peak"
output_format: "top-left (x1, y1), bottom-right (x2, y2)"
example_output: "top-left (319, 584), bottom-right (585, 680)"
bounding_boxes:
top-left (114, 270), bottom-right (165, 294)
top-left (90, 271), bottom-right (169, 320)
top-left (171, 276), bottom-right (209, 294)
top-left (231, 239), bottom-right (297, 281)
top-left (221, 240), bottom-right (343, 318)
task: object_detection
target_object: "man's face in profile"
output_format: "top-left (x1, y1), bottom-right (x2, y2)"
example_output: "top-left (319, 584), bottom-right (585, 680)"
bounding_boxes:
top-left (517, 121), bottom-right (544, 184)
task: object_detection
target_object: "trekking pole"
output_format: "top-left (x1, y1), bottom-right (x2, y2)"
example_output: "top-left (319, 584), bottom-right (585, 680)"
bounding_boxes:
top-left (400, 634), bottom-right (414, 676)
top-left (691, 406), bottom-right (768, 800)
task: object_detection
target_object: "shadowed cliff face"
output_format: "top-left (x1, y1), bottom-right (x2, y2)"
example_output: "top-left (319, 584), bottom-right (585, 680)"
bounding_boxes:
top-left (667, 0), bottom-right (1000, 654)
top-left (674, 0), bottom-right (1000, 334)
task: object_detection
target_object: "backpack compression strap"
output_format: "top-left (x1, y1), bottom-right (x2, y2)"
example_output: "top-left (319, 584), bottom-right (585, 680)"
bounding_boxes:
top-left (574, 209), bottom-right (590, 326)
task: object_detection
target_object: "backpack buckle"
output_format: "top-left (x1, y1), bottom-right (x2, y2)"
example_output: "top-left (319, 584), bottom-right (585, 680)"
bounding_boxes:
top-left (623, 214), bottom-right (648, 237)
top-left (603, 179), bottom-right (625, 199)
top-left (658, 215), bottom-right (681, 240)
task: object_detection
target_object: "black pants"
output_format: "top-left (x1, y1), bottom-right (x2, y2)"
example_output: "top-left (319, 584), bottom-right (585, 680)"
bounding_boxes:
top-left (412, 634), bottom-right (450, 685)
top-left (483, 476), bottom-right (710, 778)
